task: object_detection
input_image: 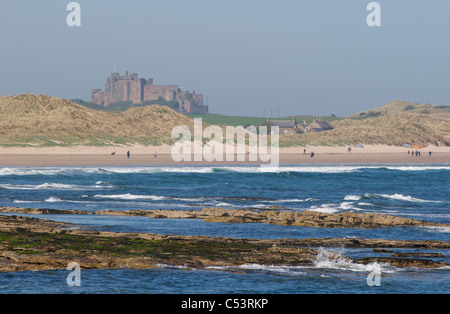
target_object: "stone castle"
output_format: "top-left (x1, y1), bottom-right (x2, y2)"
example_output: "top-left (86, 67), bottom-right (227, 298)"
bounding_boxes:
top-left (91, 72), bottom-right (208, 114)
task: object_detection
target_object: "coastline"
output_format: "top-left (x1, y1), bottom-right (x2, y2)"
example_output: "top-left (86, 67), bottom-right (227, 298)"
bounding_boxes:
top-left (0, 145), bottom-right (449, 166)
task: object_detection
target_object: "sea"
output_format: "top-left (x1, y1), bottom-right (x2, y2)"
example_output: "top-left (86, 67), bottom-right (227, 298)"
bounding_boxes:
top-left (0, 164), bottom-right (449, 295)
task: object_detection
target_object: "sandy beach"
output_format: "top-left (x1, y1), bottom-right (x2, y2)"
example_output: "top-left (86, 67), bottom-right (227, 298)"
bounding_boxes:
top-left (0, 144), bottom-right (449, 166)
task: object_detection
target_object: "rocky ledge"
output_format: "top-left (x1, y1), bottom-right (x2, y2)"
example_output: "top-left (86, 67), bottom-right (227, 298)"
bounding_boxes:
top-left (1, 206), bottom-right (447, 229)
top-left (0, 214), bottom-right (448, 272)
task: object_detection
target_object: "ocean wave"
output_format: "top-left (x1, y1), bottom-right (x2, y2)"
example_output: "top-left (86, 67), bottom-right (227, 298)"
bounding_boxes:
top-left (221, 166), bottom-right (364, 173)
top-left (367, 193), bottom-right (442, 203)
top-left (13, 200), bottom-right (40, 204)
top-left (265, 197), bottom-right (318, 203)
top-left (0, 164), bottom-right (448, 176)
top-left (45, 196), bottom-right (64, 202)
top-left (0, 165), bottom-right (369, 176)
top-left (207, 249), bottom-right (398, 275)
top-left (95, 165), bottom-right (364, 174)
top-left (343, 192), bottom-right (443, 204)
top-left (0, 167), bottom-right (63, 176)
top-left (308, 201), bottom-right (363, 213)
top-left (338, 201), bottom-right (363, 211)
top-left (417, 226), bottom-right (450, 233)
top-left (313, 248), bottom-right (396, 273)
top-left (357, 202), bottom-right (374, 206)
top-left (344, 195), bottom-right (362, 201)
top-left (93, 193), bottom-right (167, 201)
top-left (384, 166), bottom-right (450, 171)
top-left (216, 165), bottom-right (450, 173)
top-left (214, 202), bottom-right (235, 207)
top-left (0, 167), bottom-right (105, 176)
top-left (206, 264), bottom-right (308, 276)
top-left (0, 182), bottom-right (113, 190)
top-left (308, 203), bottom-right (340, 214)
top-left (99, 167), bottom-right (216, 174)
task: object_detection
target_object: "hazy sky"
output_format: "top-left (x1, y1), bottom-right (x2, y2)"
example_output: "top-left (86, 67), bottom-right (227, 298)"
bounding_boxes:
top-left (1, 1), bottom-right (449, 117)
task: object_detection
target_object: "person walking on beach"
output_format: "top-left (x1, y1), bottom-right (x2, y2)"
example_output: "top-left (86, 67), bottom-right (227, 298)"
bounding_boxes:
top-left (311, 152), bottom-right (315, 158)
top-left (127, 150), bottom-right (130, 159)
top-left (154, 150), bottom-right (157, 159)
top-left (429, 151), bottom-right (432, 157)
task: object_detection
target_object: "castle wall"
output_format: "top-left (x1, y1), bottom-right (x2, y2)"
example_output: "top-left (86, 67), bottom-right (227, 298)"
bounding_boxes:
top-left (91, 89), bottom-right (105, 106)
top-left (143, 84), bottom-right (178, 102)
top-left (92, 72), bottom-right (208, 113)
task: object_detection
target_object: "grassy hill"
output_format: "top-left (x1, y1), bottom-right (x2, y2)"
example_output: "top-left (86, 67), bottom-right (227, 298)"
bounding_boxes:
top-left (0, 95), bottom-right (448, 147)
top-left (282, 112), bottom-right (450, 147)
top-left (281, 101), bottom-right (450, 147)
top-left (0, 94), bottom-right (193, 147)
top-left (348, 100), bottom-right (450, 120)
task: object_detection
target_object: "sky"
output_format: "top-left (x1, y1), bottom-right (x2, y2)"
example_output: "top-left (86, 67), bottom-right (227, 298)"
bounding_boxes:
top-left (0, 0), bottom-right (449, 117)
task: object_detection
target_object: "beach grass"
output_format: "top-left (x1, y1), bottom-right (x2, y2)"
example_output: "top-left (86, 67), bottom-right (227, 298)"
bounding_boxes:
top-left (1, 94), bottom-right (449, 148)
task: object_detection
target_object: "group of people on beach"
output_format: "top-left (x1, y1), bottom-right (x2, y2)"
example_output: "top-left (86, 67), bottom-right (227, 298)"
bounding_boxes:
top-left (408, 150), bottom-right (432, 157)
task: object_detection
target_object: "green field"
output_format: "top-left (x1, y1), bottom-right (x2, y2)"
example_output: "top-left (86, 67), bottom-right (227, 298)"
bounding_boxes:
top-left (186, 114), bottom-right (340, 127)
top-left (72, 99), bottom-right (341, 127)
top-left (186, 114), bottom-right (266, 126)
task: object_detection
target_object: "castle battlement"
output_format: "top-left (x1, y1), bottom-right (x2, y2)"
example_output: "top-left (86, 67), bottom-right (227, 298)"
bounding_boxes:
top-left (92, 72), bottom-right (208, 114)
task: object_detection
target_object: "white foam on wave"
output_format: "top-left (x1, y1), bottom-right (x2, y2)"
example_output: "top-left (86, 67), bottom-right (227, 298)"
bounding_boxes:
top-left (172, 197), bottom-right (206, 202)
top-left (276, 197), bottom-right (318, 203)
top-left (45, 196), bottom-right (64, 202)
top-left (385, 166), bottom-right (450, 171)
top-left (358, 202), bottom-right (374, 206)
top-left (313, 248), bottom-right (395, 273)
top-left (339, 201), bottom-right (362, 211)
top-left (223, 164), bottom-right (450, 173)
top-left (1, 164), bottom-right (448, 176)
top-left (308, 201), bottom-right (363, 213)
top-left (0, 167), bottom-right (103, 176)
top-left (13, 200), bottom-right (39, 204)
top-left (344, 195), bottom-right (362, 201)
top-left (308, 203), bottom-right (340, 214)
top-left (93, 165), bottom-right (386, 174)
top-left (0, 182), bottom-right (113, 190)
top-left (93, 193), bottom-right (167, 201)
top-left (369, 193), bottom-right (442, 203)
top-left (224, 166), bottom-right (364, 173)
top-left (0, 167), bottom-right (62, 176)
top-left (418, 226), bottom-right (450, 233)
top-left (93, 165), bottom-right (370, 174)
top-left (206, 264), bottom-right (308, 276)
top-left (207, 249), bottom-right (399, 275)
top-left (214, 202), bottom-right (237, 208)
top-left (99, 166), bottom-right (216, 174)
